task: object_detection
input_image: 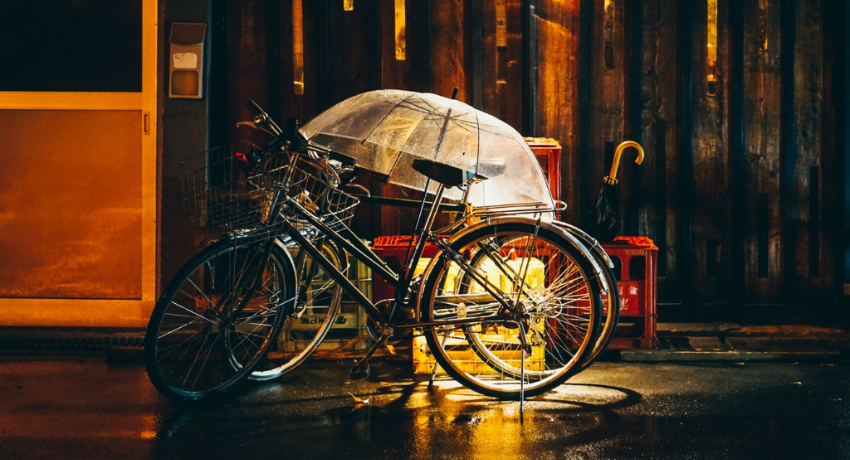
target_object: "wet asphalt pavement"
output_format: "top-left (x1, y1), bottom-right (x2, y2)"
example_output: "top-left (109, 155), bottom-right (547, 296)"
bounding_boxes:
top-left (1, 354), bottom-right (849, 460)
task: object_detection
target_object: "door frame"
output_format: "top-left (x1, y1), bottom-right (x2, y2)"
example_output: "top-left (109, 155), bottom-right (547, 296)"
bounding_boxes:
top-left (0, 0), bottom-right (158, 328)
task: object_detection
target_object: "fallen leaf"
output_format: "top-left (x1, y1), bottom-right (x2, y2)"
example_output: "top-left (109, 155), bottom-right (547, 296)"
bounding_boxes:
top-left (348, 392), bottom-right (370, 405)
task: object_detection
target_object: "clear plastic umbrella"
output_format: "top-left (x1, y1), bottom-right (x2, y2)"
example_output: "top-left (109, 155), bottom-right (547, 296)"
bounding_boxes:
top-left (299, 89), bottom-right (553, 208)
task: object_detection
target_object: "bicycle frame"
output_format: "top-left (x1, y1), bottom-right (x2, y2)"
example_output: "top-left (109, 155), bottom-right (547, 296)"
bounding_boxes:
top-left (278, 178), bottom-right (538, 332)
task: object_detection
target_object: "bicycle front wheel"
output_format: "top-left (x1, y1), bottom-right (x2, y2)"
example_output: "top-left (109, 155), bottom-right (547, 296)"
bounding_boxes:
top-left (144, 238), bottom-right (296, 401)
top-left (420, 222), bottom-right (603, 400)
top-left (249, 237), bottom-right (345, 381)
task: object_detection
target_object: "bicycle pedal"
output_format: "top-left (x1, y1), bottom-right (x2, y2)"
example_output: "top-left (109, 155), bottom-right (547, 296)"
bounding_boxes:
top-left (350, 362), bottom-right (370, 380)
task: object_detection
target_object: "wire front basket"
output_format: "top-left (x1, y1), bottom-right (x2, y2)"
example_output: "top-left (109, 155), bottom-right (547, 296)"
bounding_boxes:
top-left (181, 140), bottom-right (359, 240)
top-left (282, 154), bottom-right (360, 234)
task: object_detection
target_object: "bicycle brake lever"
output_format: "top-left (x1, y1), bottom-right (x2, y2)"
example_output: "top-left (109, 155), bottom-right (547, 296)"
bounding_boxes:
top-left (318, 158), bottom-right (341, 185)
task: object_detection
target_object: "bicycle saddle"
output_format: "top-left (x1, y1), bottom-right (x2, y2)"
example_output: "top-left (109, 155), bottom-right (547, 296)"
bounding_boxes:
top-left (412, 158), bottom-right (492, 188)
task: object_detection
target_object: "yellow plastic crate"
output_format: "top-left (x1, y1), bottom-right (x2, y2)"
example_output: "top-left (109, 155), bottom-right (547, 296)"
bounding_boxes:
top-left (412, 325), bottom-right (546, 375)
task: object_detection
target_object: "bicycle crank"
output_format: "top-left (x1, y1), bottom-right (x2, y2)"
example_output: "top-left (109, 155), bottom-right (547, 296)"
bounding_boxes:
top-left (366, 299), bottom-right (413, 343)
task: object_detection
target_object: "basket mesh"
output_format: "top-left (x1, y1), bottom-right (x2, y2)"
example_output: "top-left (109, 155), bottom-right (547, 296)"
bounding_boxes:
top-left (282, 156), bottom-right (360, 233)
top-left (181, 140), bottom-right (358, 240)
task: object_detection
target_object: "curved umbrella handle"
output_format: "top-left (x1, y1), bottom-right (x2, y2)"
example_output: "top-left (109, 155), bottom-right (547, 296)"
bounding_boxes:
top-left (606, 140), bottom-right (645, 184)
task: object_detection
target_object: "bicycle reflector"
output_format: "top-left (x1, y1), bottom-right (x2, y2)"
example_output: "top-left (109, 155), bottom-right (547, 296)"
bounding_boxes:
top-left (235, 149), bottom-right (262, 176)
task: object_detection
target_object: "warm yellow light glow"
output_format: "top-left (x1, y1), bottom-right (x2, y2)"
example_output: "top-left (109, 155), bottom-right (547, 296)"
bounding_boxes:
top-left (707, 0), bottom-right (718, 95)
top-left (412, 256), bottom-right (546, 374)
top-left (496, 0), bottom-right (507, 47)
top-left (395, 0), bottom-right (406, 60)
top-left (759, 0), bottom-right (769, 51)
top-left (604, 0), bottom-right (615, 69)
top-left (707, 0), bottom-right (718, 63)
top-left (344, 0), bottom-right (354, 11)
top-left (293, 0), bottom-right (305, 95)
top-left (496, 0), bottom-right (507, 83)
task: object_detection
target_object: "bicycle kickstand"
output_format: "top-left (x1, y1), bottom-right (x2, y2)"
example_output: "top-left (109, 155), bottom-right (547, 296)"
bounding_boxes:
top-left (350, 325), bottom-right (395, 380)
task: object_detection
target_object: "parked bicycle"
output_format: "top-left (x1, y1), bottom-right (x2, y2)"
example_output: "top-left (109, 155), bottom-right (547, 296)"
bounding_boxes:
top-left (144, 91), bottom-right (620, 402)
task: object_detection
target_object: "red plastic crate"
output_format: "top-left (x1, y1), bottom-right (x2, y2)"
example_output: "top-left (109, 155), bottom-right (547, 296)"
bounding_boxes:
top-left (603, 236), bottom-right (658, 349)
top-left (524, 137), bottom-right (562, 203)
top-left (371, 235), bottom-right (440, 302)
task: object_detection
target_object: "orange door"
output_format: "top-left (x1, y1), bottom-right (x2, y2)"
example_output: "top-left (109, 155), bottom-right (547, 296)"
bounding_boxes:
top-left (0, 0), bottom-right (158, 327)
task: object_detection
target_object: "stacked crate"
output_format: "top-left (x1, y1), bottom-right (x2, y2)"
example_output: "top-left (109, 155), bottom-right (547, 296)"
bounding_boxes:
top-left (603, 236), bottom-right (658, 349)
top-left (524, 137), bottom-right (562, 203)
top-left (371, 235), bottom-right (439, 303)
top-left (279, 247), bottom-right (371, 353)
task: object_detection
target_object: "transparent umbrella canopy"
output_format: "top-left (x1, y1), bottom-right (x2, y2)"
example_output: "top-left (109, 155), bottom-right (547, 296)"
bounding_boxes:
top-left (299, 89), bottom-right (554, 208)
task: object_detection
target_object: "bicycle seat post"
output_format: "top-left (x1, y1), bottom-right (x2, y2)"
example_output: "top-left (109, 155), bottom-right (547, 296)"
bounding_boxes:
top-left (396, 182), bottom-right (448, 304)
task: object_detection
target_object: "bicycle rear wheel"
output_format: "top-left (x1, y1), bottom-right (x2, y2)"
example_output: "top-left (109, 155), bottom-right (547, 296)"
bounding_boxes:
top-left (549, 223), bottom-right (621, 372)
top-left (144, 238), bottom-right (295, 401)
top-left (420, 221), bottom-right (602, 400)
top-left (577, 258), bottom-right (619, 371)
top-left (249, 237), bottom-right (345, 381)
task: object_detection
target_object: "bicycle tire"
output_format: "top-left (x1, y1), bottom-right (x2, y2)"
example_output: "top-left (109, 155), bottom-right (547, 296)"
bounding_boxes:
top-left (144, 238), bottom-right (295, 401)
top-left (249, 237), bottom-right (345, 381)
top-left (420, 221), bottom-right (603, 400)
top-left (576, 259), bottom-right (619, 371)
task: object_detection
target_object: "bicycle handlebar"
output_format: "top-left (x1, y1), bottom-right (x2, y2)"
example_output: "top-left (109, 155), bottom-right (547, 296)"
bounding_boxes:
top-left (246, 100), bottom-right (283, 137)
top-left (240, 100), bottom-right (357, 168)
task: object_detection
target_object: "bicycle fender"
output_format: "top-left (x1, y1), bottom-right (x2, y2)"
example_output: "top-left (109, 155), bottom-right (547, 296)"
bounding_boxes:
top-left (549, 221), bottom-right (615, 270)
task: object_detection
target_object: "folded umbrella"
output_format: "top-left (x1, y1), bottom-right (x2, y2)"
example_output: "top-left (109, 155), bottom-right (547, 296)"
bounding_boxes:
top-left (586, 141), bottom-right (645, 243)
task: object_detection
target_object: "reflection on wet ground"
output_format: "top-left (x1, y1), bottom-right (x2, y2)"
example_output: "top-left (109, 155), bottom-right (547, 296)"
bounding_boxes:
top-left (1, 356), bottom-right (848, 459)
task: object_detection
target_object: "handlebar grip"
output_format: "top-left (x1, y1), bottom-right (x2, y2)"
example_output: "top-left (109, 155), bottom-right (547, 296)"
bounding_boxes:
top-left (327, 149), bottom-right (357, 166)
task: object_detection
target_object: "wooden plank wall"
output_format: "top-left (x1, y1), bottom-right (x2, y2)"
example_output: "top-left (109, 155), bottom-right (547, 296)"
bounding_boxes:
top-left (743, 0), bottom-right (782, 301)
top-left (635, 0), bottom-right (680, 299)
top-left (218, 0), bottom-right (846, 312)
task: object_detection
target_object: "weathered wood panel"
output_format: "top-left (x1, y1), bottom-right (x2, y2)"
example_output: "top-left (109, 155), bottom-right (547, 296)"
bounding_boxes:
top-left (380, 0), bottom-right (429, 91)
top-left (480, 0), bottom-right (523, 131)
top-left (377, 0), bottom-right (431, 238)
top-left (325, 0), bottom-right (380, 106)
top-left (690, 0), bottom-right (733, 301)
top-left (582, 0), bottom-right (626, 234)
top-left (273, 0), bottom-right (322, 124)
top-left (822, 0), bottom-right (846, 301)
top-left (791, 0), bottom-right (834, 297)
top-left (636, 0), bottom-right (679, 299)
top-left (743, 0), bottom-right (782, 301)
top-left (226, 0), bottom-right (270, 144)
top-left (430, 0), bottom-right (472, 102)
top-left (536, 0), bottom-right (581, 222)
top-left (215, 0), bottom-right (846, 311)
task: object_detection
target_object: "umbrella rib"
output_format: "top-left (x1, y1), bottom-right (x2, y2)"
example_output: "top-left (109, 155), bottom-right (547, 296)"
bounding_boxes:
top-left (385, 110), bottom-right (434, 180)
top-left (432, 100), bottom-right (458, 159)
top-left (401, 99), bottom-right (477, 135)
top-left (472, 108), bottom-right (481, 177)
top-left (360, 93), bottom-right (419, 146)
